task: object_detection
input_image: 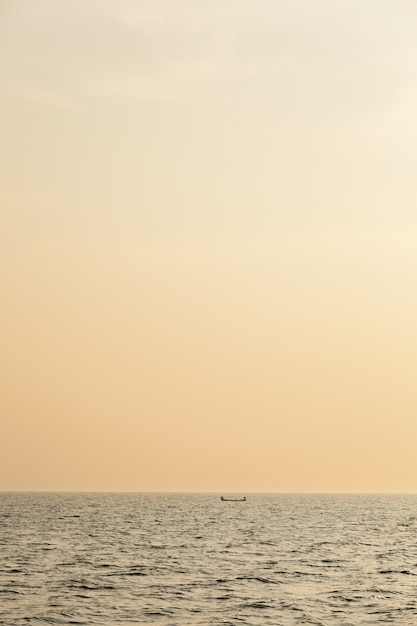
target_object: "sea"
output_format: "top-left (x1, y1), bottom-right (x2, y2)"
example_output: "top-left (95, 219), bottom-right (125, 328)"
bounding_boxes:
top-left (1, 493), bottom-right (417, 625)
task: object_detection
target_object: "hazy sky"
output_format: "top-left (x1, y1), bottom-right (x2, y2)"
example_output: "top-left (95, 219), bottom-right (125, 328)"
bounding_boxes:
top-left (2, 0), bottom-right (417, 492)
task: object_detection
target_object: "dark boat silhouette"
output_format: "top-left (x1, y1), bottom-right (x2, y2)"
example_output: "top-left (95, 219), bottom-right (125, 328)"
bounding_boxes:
top-left (220, 496), bottom-right (246, 502)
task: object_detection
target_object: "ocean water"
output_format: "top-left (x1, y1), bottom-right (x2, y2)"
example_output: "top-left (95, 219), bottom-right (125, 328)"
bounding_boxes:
top-left (1, 493), bottom-right (417, 625)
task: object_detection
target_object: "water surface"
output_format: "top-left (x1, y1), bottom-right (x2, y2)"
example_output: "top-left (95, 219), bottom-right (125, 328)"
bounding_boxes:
top-left (1, 493), bottom-right (417, 625)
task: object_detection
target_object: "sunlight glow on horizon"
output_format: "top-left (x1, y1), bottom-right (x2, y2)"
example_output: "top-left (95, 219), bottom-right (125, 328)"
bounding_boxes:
top-left (2, 0), bottom-right (417, 492)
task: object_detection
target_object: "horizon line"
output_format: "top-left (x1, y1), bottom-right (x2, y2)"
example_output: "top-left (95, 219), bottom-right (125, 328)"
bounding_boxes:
top-left (1, 490), bottom-right (417, 495)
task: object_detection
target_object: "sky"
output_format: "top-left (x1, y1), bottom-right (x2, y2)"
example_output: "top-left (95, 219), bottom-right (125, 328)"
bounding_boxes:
top-left (2, 0), bottom-right (417, 492)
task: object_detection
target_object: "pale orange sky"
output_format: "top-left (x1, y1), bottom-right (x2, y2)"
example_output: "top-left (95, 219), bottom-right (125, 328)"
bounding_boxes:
top-left (2, 0), bottom-right (417, 492)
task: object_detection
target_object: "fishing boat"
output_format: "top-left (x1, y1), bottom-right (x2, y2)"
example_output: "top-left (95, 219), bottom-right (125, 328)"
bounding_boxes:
top-left (220, 496), bottom-right (246, 502)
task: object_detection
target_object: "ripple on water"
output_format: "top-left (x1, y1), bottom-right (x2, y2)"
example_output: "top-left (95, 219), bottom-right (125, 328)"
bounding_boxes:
top-left (2, 493), bottom-right (417, 625)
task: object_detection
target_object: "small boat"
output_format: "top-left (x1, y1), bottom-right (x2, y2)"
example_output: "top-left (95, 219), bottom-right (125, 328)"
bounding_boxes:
top-left (220, 496), bottom-right (246, 502)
